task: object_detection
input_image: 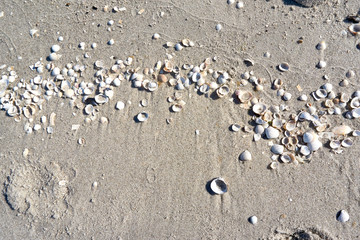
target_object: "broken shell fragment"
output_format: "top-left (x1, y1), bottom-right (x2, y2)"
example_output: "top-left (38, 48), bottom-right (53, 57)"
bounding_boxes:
top-left (336, 210), bottom-right (350, 223)
top-left (231, 124), bottom-right (241, 132)
top-left (236, 90), bottom-right (253, 103)
top-left (210, 177), bottom-right (227, 195)
top-left (171, 104), bottom-right (183, 112)
top-left (239, 150), bottom-right (252, 161)
top-left (332, 125), bottom-right (352, 135)
top-left (137, 112), bottom-right (149, 122)
top-left (84, 104), bottom-right (94, 115)
top-left (95, 94), bottom-right (109, 104)
top-left (115, 101), bottom-right (125, 110)
top-left (252, 103), bottom-right (267, 115)
top-left (341, 138), bottom-right (353, 148)
top-left (349, 24), bottom-right (360, 35)
top-left (216, 85), bottom-right (230, 98)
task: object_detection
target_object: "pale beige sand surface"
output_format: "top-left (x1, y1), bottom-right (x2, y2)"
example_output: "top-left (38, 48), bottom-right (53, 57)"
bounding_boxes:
top-left (0, 0), bottom-right (360, 239)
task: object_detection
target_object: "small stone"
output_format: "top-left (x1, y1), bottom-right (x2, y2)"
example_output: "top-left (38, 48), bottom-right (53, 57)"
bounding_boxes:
top-left (248, 216), bottom-right (258, 225)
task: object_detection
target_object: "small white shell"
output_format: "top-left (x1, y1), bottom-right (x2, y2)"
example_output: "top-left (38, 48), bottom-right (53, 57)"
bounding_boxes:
top-left (84, 104), bottom-right (94, 115)
top-left (108, 39), bottom-right (115, 45)
top-left (317, 60), bottom-right (326, 69)
top-left (215, 24), bottom-right (222, 31)
top-left (254, 125), bottom-right (265, 134)
top-left (315, 89), bottom-right (327, 99)
top-left (174, 43), bottom-right (183, 51)
top-left (216, 85), bottom-right (230, 98)
top-left (300, 145), bottom-right (311, 156)
top-left (282, 92), bottom-right (292, 101)
top-left (152, 33), bottom-right (160, 40)
top-left (95, 94), bottom-right (109, 104)
top-left (280, 153), bottom-right (295, 163)
top-left (329, 140), bottom-right (341, 149)
top-left (271, 144), bottom-right (284, 155)
top-left (336, 210), bottom-right (350, 222)
top-left (278, 62), bottom-right (290, 72)
top-left (352, 130), bottom-right (360, 137)
top-left (303, 132), bottom-right (314, 143)
top-left (269, 161), bottom-right (278, 169)
top-left (51, 44), bottom-right (61, 52)
top-left (351, 108), bottom-right (360, 118)
top-left (210, 177), bottom-right (227, 195)
top-left (239, 150), bottom-right (252, 161)
top-left (48, 52), bottom-right (61, 61)
top-left (265, 127), bottom-right (280, 139)
top-left (231, 124), bottom-right (241, 132)
top-left (248, 216), bottom-right (258, 225)
top-left (252, 103), bottom-right (267, 115)
top-left (147, 81), bottom-right (158, 92)
top-left (316, 41), bottom-right (327, 51)
top-left (137, 112), bottom-right (149, 122)
top-left (298, 94), bottom-right (308, 101)
top-left (171, 104), bottom-right (183, 112)
top-left (307, 140), bottom-right (322, 152)
top-left (115, 101), bottom-right (125, 110)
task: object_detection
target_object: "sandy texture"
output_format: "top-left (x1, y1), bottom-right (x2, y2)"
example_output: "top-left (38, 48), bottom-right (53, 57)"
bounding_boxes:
top-left (1, 0), bottom-right (360, 239)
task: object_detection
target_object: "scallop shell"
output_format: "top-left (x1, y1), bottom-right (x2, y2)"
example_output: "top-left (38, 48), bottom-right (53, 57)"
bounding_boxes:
top-left (137, 112), bottom-right (149, 122)
top-left (332, 125), bottom-right (352, 135)
top-left (278, 62), bottom-right (290, 72)
top-left (265, 127), bottom-right (280, 139)
top-left (271, 144), bottom-right (284, 155)
top-left (239, 150), bottom-right (252, 161)
top-left (210, 177), bottom-right (227, 195)
top-left (252, 103), bottom-right (267, 115)
top-left (349, 24), bottom-right (360, 35)
top-left (216, 85), bottom-right (230, 98)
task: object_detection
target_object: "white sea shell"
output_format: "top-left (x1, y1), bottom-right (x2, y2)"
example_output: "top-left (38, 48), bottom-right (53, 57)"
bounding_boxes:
top-left (137, 112), bottom-right (149, 122)
top-left (147, 81), bottom-right (158, 92)
top-left (239, 150), bottom-right (252, 161)
top-left (317, 60), bottom-right (326, 69)
top-left (254, 125), bottom-right (265, 134)
top-left (252, 103), bottom-right (266, 115)
top-left (0, 79), bottom-right (9, 97)
top-left (84, 104), bottom-right (94, 115)
top-left (171, 104), bottom-right (183, 112)
top-left (217, 73), bottom-right (229, 84)
top-left (115, 101), bottom-right (125, 110)
top-left (216, 85), bottom-right (230, 98)
top-left (95, 94), bottom-right (109, 104)
top-left (349, 24), bottom-right (360, 35)
top-left (51, 44), bottom-right (61, 52)
top-left (341, 138), bottom-right (353, 148)
top-left (269, 161), bottom-right (279, 169)
top-left (265, 127), bottom-right (280, 139)
top-left (282, 92), bottom-right (292, 101)
top-left (303, 132), bottom-right (315, 143)
top-left (231, 124), bottom-right (241, 132)
top-left (199, 84), bottom-right (209, 94)
top-left (253, 133), bottom-right (261, 142)
top-left (278, 62), bottom-right (290, 72)
top-left (298, 94), bottom-right (308, 101)
top-left (316, 41), bottom-right (327, 51)
top-left (271, 144), bottom-right (284, 155)
top-left (280, 153), bottom-right (295, 163)
top-left (300, 145), bottom-right (311, 156)
top-left (315, 89), bottom-right (327, 99)
top-left (6, 105), bottom-right (19, 117)
top-left (174, 43), bottom-right (183, 51)
top-left (350, 97), bottom-right (360, 108)
top-left (48, 53), bottom-right (61, 61)
top-left (248, 216), bottom-right (258, 225)
top-left (332, 125), bottom-right (352, 135)
top-left (215, 24), bottom-right (222, 31)
top-left (329, 140), bottom-right (341, 149)
top-left (351, 108), bottom-right (360, 118)
top-left (236, 90), bottom-right (253, 103)
top-left (210, 177), bottom-right (227, 195)
top-left (336, 210), bottom-right (350, 222)
top-left (298, 111), bottom-right (312, 121)
top-left (352, 130), bottom-right (360, 137)
top-left (152, 33), bottom-right (160, 40)
top-left (307, 140), bottom-right (322, 152)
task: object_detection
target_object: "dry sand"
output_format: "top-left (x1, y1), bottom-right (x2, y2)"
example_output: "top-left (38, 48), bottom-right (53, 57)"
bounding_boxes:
top-left (0, 0), bottom-right (360, 239)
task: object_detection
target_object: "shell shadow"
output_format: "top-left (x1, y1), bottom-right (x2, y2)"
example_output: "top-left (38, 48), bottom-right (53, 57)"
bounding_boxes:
top-left (282, 0), bottom-right (307, 7)
top-left (205, 179), bottom-right (216, 195)
top-left (133, 115), bottom-right (140, 123)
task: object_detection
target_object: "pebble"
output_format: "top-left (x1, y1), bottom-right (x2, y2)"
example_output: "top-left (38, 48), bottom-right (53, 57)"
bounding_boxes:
top-left (248, 216), bottom-right (258, 225)
top-left (336, 210), bottom-right (349, 222)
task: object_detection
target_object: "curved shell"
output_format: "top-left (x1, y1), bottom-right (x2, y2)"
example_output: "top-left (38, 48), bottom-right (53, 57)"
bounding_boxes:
top-left (351, 108), bottom-right (360, 118)
top-left (0, 79), bottom-right (9, 97)
top-left (239, 150), bottom-right (252, 161)
top-left (252, 103), bottom-right (267, 115)
top-left (280, 152), bottom-right (295, 163)
top-left (147, 81), bottom-right (158, 92)
top-left (307, 140), bottom-right (322, 152)
top-left (272, 79), bottom-right (283, 90)
top-left (349, 24), bottom-right (360, 35)
top-left (216, 85), bottom-right (230, 98)
top-left (284, 120), bottom-right (296, 131)
top-left (210, 177), bottom-right (227, 195)
top-left (271, 144), bottom-right (284, 155)
top-left (341, 138), bottom-right (353, 148)
top-left (163, 60), bottom-right (174, 73)
top-left (303, 132), bottom-right (315, 143)
top-left (137, 112), bottom-right (149, 122)
top-left (315, 89), bottom-right (327, 99)
top-left (95, 94), bottom-right (109, 104)
top-left (84, 104), bottom-right (94, 115)
top-left (171, 104), bottom-right (183, 112)
top-left (236, 90), bottom-right (253, 103)
top-left (265, 127), bottom-right (280, 139)
top-left (350, 97), bottom-right (360, 109)
top-left (332, 125), bottom-right (352, 135)
top-left (231, 124), bottom-right (241, 132)
top-left (199, 84), bottom-right (209, 94)
top-left (300, 145), bottom-right (311, 156)
top-left (278, 62), bottom-right (290, 72)
top-left (7, 105), bottom-right (19, 117)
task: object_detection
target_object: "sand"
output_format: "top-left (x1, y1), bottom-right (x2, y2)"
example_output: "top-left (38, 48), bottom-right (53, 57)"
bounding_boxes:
top-left (0, 0), bottom-right (360, 239)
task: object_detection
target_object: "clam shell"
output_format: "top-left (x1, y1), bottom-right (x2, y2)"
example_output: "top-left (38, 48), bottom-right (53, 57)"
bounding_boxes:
top-left (303, 132), bottom-right (315, 143)
top-left (265, 127), bottom-right (280, 139)
top-left (336, 210), bottom-right (350, 222)
top-left (210, 177), bottom-right (227, 195)
top-left (280, 152), bottom-right (295, 163)
top-left (349, 23), bottom-right (360, 35)
top-left (351, 108), bottom-right (360, 118)
top-left (284, 120), bottom-right (296, 131)
top-left (307, 140), bottom-right (322, 152)
top-left (0, 79), bottom-right (9, 97)
top-left (248, 216), bottom-right (258, 225)
top-left (316, 41), bottom-right (327, 51)
top-left (199, 84), bottom-right (209, 94)
top-left (239, 150), bottom-right (252, 161)
top-left (298, 111), bottom-right (312, 121)
top-left (332, 125), bottom-right (352, 135)
top-left (147, 81), bottom-right (158, 92)
top-left (254, 125), bottom-right (264, 134)
top-left (298, 94), bottom-right (308, 101)
top-left (6, 105), bottom-right (19, 117)
top-left (300, 145), bottom-right (311, 156)
top-left (253, 133), bottom-right (261, 142)
top-left (137, 112), bottom-right (149, 122)
top-left (191, 72), bottom-right (202, 83)
top-left (216, 85), bottom-right (230, 98)
top-left (315, 89), bottom-right (327, 99)
top-left (231, 124), bottom-right (241, 132)
top-left (48, 53), bottom-right (61, 61)
top-left (350, 97), bottom-right (360, 108)
top-left (252, 103), bottom-right (266, 115)
top-left (84, 104), bottom-right (94, 115)
top-left (278, 62), bottom-right (290, 72)
top-left (158, 74), bottom-right (168, 83)
top-left (352, 130), bottom-right (360, 137)
top-left (269, 161), bottom-right (279, 169)
top-left (236, 90), bottom-right (253, 103)
top-left (171, 104), bottom-right (183, 112)
top-left (329, 140), bottom-right (341, 149)
top-left (282, 92), bottom-right (292, 101)
top-left (272, 79), bottom-right (283, 90)
top-left (271, 144), bottom-right (284, 155)
top-left (115, 101), bottom-right (125, 110)
top-left (95, 94), bottom-right (109, 104)
top-left (341, 138), bottom-right (353, 148)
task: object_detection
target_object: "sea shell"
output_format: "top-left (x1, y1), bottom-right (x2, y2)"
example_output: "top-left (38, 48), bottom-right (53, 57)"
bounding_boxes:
top-left (300, 145), bottom-right (311, 156)
top-left (252, 103), bottom-right (267, 115)
top-left (217, 72), bottom-right (229, 84)
top-left (147, 81), bottom-right (158, 92)
top-left (332, 125), bottom-right (352, 135)
top-left (269, 161), bottom-right (279, 169)
top-left (329, 140), bottom-right (341, 149)
top-left (0, 79), bottom-right (9, 97)
top-left (48, 53), bottom-right (61, 61)
top-left (95, 94), bottom-right (109, 104)
top-left (278, 62), bottom-right (290, 72)
top-left (271, 144), bottom-right (284, 155)
top-left (316, 41), bottom-right (327, 51)
top-left (174, 43), bottom-right (183, 51)
top-left (341, 138), bottom-right (353, 148)
top-left (236, 90), bottom-right (253, 103)
top-left (171, 104), bottom-right (183, 112)
top-left (336, 210), bottom-right (350, 222)
top-left (216, 85), bottom-right (230, 98)
top-left (315, 89), bottom-right (327, 99)
top-left (282, 92), bottom-right (292, 101)
top-left (307, 140), bottom-right (322, 152)
top-left (253, 133), bottom-right (261, 142)
top-left (239, 150), bottom-right (252, 161)
top-left (349, 24), bottom-right (360, 35)
top-left (115, 101), bottom-right (125, 110)
top-left (280, 152), bottom-right (295, 163)
top-left (265, 127), bottom-right (280, 139)
top-left (272, 119), bottom-right (283, 129)
top-left (84, 104), bottom-right (94, 115)
top-left (317, 60), bottom-right (326, 69)
top-left (352, 130), bottom-right (360, 137)
top-left (231, 124), bottom-right (241, 132)
top-left (298, 94), bottom-right (308, 101)
top-left (284, 120), bottom-right (296, 131)
top-left (351, 108), bottom-right (360, 118)
top-left (272, 79), bottom-right (283, 90)
top-left (254, 125), bottom-right (265, 134)
top-left (248, 216), bottom-right (258, 225)
top-left (350, 97), bottom-right (360, 108)
top-left (137, 112), bottom-right (149, 122)
top-left (298, 111), bottom-right (312, 121)
top-left (210, 177), bottom-right (227, 195)
top-left (340, 93), bottom-right (349, 103)
top-left (6, 105), bottom-right (19, 117)
top-left (199, 84), bottom-right (209, 94)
